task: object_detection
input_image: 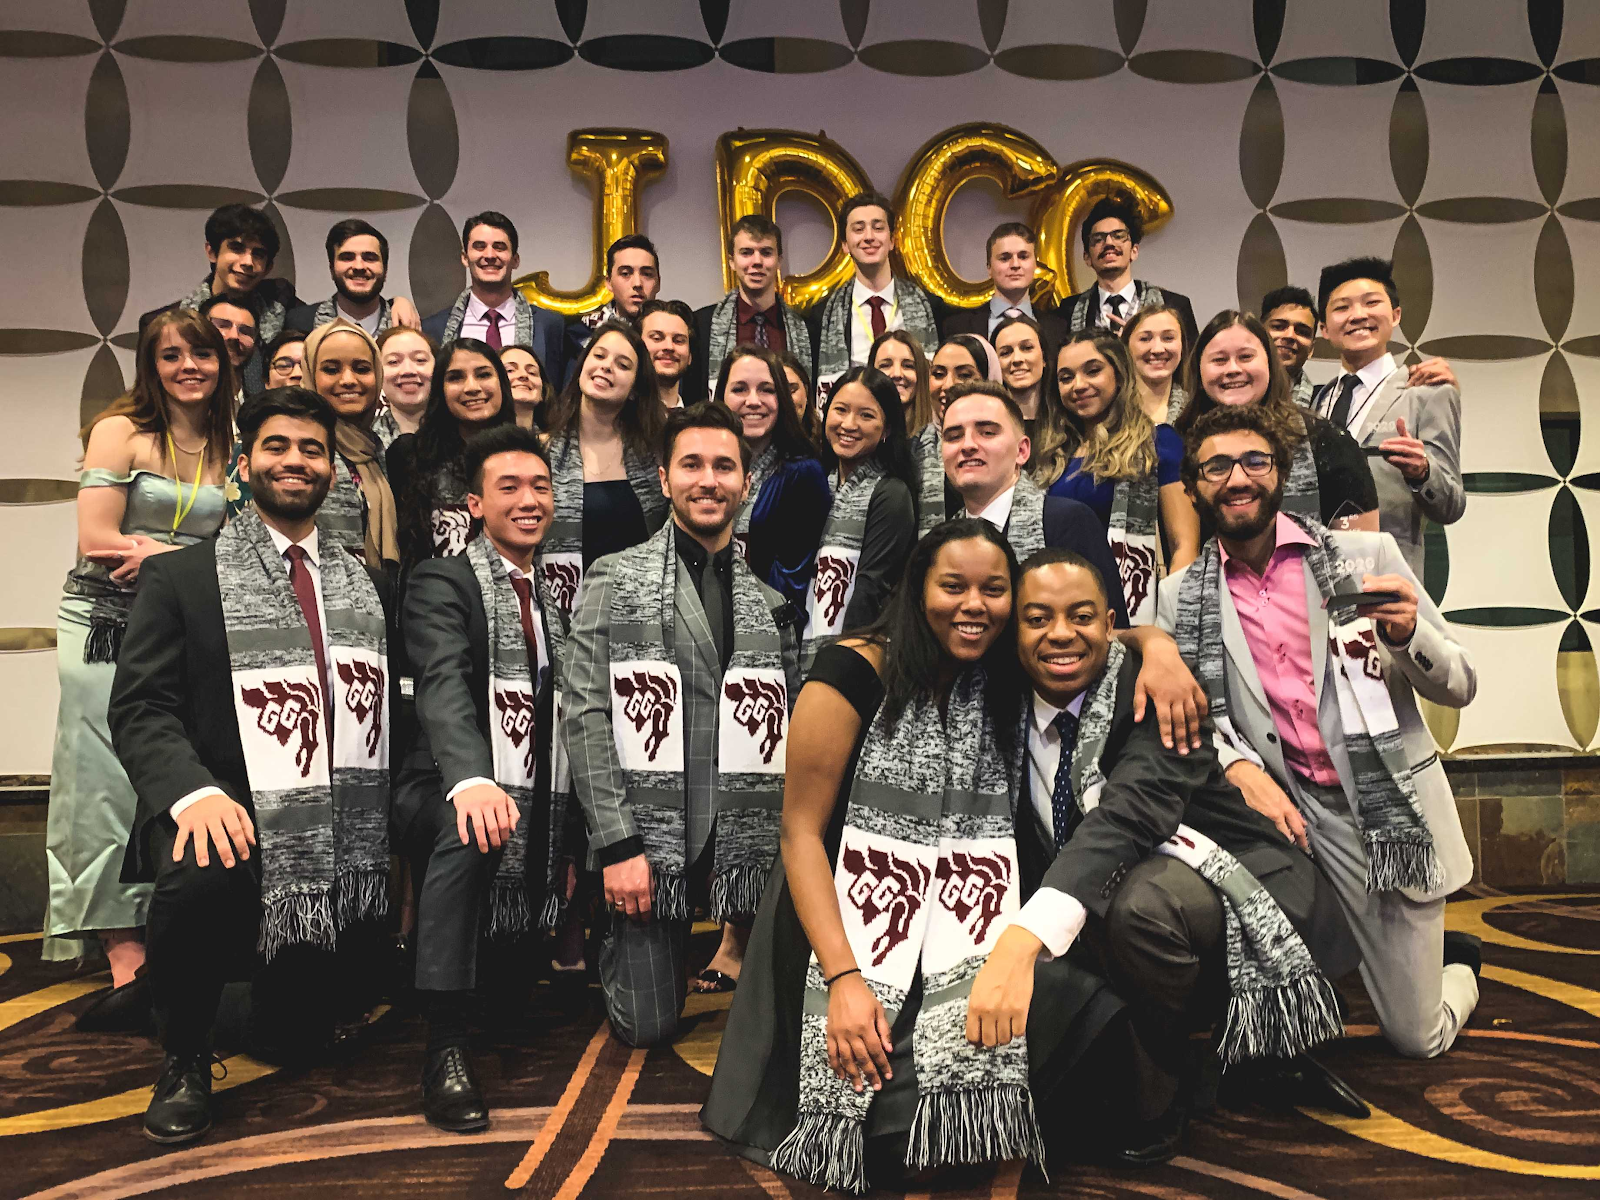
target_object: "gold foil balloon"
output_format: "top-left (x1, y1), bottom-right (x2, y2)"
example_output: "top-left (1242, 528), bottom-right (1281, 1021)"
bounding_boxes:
top-left (892, 124), bottom-right (1060, 310)
top-left (715, 129), bottom-right (872, 313)
top-left (515, 129), bottom-right (668, 317)
top-left (1029, 160), bottom-right (1174, 308)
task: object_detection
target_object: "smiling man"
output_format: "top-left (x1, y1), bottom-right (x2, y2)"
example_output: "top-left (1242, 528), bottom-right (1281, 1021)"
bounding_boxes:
top-left (1260, 284), bottom-right (1319, 407)
top-left (639, 298), bottom-right (697, 409)
top-left (396, 423), bottom-right (568, 1133)
top-left (694, 215), bottom-right (815, 400)
top-left (286, 219), bottom-right (400, 336)
top-left (941, 222), bottom-right (1068, 347)
top-left (565, 234), bottom-right (664, 379)
top-left (1060, 196), bottom-right (1197, 347)
top-left (564, 403), bottom-right (801, 1050)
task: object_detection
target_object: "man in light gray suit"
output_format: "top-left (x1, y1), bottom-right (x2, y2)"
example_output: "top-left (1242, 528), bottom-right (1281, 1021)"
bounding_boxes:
top-left (564, 404), bottom-right (801, 1047)
top-left (1312, 257), bottom-right (1465, 577)
top-left (1158, 403), bottom-right (1481, 1060)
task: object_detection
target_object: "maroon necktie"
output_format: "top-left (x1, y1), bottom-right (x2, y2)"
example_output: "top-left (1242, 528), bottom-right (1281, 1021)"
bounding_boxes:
top-left (508, 572), bottom-right (541, 677)
top-left (752, 310), bottom-right (769, 348)
top-left (285, 545), bottom-right (332, 736)
top-left (484, 309), bottom-right (503, 352)
top-left (866, 295), bottom-right (887, 340)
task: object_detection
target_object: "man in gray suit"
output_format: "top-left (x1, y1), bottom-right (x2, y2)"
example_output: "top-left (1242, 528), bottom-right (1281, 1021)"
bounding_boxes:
top-left (564, 404), bottom-right (802, 1047)
top-left (1312, 258), bottom-right (1465, 577)
top-left (1158, 403), bottom-right (1481, 1059)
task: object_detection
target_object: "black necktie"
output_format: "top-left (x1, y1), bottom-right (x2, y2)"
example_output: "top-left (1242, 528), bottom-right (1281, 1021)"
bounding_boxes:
top-left (700, 555), bottom-right (729, 671)
top-left (1328, 373), bottom-right (1360, 429)
top-left (1049, 708), bottom-right (1081, 850)
top-left (1105, 294), bottom-right (1127, 328)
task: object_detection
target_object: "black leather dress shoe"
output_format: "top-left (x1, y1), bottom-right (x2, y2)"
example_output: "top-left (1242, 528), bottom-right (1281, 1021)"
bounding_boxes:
top-left (1266, 1055), bottom-right (1371, 1119)
top-left (143, 1052), bottom-right (214, 1145)
top-left (423, 1045), bottom-right (489, 1133)
top-left (1105, 1101), bottom-right (1189, 1168)
top-left (1444, 931), bottom-right (1483, 978)
top-left (76, 974), bottom-right (154, 1034)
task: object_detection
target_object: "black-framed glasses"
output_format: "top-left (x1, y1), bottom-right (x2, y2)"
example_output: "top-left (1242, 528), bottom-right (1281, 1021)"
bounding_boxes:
top-left (1197, 451), bottom-right (1275, 483)
top-left (270, 357), bottom-right (301, 373)
top-left (1088, 230), bottom-right (1131, 248)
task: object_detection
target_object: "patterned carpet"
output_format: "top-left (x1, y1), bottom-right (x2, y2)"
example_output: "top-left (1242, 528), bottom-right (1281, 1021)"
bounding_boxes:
top-left (4, 889), bottom-right (1598, 1200)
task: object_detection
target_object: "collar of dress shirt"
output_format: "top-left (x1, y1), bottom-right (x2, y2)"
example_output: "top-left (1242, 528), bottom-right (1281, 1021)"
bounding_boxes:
top-left (1098, 280), bottom-right (1137, 308)
top-left (852, 276), bottom-right (895, 309)
top-left (968, 482), bottom-right (1017, 529)
top-left (466, 291), bottom-right (517, 323)
top-left (1352, 351), bottom-right (1396, 393)
top-left (264, 521), bottom-right (319, 568)
top-left (499, 553), bottom-right (536, 581)
top-left (1217, 511), bottom-right (1313, 576)
top-left (736, 293), bottom-right (779, 323)
top-left (1031, 686), bottom-right (1088, 736)
top-left (990, 293), bottom-right (1033, 320)
top-left (672, 523), bottom-right (733, 581)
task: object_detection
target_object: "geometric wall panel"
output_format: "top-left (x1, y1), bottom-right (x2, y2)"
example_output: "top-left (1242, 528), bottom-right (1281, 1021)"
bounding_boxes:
top-left (1449, 622), bottom-right (1581, 752)
top-left (1440, 489), bottom-right (1569, 615)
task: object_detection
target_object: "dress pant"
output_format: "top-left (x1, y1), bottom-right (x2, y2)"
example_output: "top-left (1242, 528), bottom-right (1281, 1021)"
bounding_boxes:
top-left (1292, 775), bottom-right (1478, 1058)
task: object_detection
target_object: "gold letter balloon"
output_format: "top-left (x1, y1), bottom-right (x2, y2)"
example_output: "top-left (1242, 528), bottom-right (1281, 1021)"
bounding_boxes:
top-left (515, 129), bottom-right (668, 317)
top-left (1030, 159), bottom-right (1174, 307)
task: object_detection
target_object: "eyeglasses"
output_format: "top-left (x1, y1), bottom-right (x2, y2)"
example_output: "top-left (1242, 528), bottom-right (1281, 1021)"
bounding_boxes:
top-left (270, 357), bottom-right (301, 373)
top-left (1196, 451), bottom-right (1275, 483)
top-left (1088, 230), bottom-right (1132, 248)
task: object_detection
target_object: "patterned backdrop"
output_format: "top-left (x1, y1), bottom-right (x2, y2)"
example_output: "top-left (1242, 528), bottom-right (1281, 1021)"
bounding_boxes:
top-left (2, 0), bottom-right (1598, 772)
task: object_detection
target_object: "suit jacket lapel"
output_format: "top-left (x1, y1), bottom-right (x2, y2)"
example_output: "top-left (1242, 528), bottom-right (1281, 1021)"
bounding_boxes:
top-left (1219, 574), bottom-right (1269, 711)
top-left (1354, 367), bottom-right (1408, 444)
top-left (674, 559), bottom-right (720, 677)
top-left (1304, 558), bottom-right (1329, 708)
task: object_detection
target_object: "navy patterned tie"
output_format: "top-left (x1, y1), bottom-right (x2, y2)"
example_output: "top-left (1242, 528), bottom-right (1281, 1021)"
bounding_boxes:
top-left (1050, 708), bottom-right (1081, 850)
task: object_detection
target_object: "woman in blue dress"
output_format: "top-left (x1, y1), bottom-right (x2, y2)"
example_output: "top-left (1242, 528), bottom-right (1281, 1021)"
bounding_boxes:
top-left (1039, 329), bottom-right (1199, 624)
top-left (46, 309), bottom-right (233, 1024)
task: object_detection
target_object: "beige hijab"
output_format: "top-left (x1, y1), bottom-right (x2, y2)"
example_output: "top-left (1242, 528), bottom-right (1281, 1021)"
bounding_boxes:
top-left (303, 318), bottom-right (399, 568)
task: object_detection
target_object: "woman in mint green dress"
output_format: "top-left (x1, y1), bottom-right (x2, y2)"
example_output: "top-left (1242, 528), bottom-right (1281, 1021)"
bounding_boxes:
top-left (45, 310), bottom-right (235, 1007)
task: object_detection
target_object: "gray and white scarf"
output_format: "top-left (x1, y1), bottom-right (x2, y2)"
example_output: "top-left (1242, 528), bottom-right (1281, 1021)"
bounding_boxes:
top-left (605, 521), bottom-right (790, 923)
top-left (803, 459), bottom-right (886, 665)
top-left (181, 277), bottom-right (286, 345)
top-left (732, 441), bottom-right (782, 559)
top-left (1004, 473), bottom-right (1050, 562)
top-left (705, 291), bottom-right (814, 382)
top-left (913, 423), bottom-right (948, 538)
top-left (1105, 471), bottom-right (1162, 625)
top-left (1066, 641), bottom-right (1343, 1065)
top-left (1290, 372), bottom-right (1316, 410)
top-left (215, 508), bottom-right (389, 959)
top-left (1066, 279), bottom-right (1166, 333)
top-left (425, 460), bottom-right (473, 559)
top-left (463, 537), bottom-right (576, 933)
top-left (310, 295), bottom-right (393, 335)
top-left (771, 667), bottom-right (1042, 1193)
top-left (814, 278), bottom-right (939, 400)
top-left (320, 456), bottom-right (368, 562)
top-left (1175, 512), bottom-right (1442, 893)
top-left (1165, 381), bottom-right (1190, 425)
top-left (538, 431), bottom-right (667, 620)
top-left (441, 288), bottom-right (545, 348)
top-left (1283, 432), bottom-right (1322, 521)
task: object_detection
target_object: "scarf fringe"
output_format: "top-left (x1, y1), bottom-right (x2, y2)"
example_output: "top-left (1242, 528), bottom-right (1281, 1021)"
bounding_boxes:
top-left (259, 892), bottom-right (337, 961)
top-left (708, 861), bottom-right (767, 925)
top-left (904, 1085), bottom-right (1046, 1176)
top-left (83, 617), bottom-right (125, 664)
top-left (653, 870), bottom-right (690, 922)
top-left (769, 1111), bottom-right (867, 1195)
top-left (539, 890), bottom-right (565, 933)
top-left (1364, 834), bottom-right (1444, 894)
top-left (335, 868), bottom-right (390, 928)
top-left (488, 880), bottom-right (534, 940)
top-left (1216, 974), bottom-right (1346, 1066)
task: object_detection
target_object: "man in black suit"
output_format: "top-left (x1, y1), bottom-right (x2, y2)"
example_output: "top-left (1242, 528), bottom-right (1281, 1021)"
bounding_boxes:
top-left (110, 388), bottom-right (394, 1146)
top-left (691, 214), bottom-right (814, 401)
top-left (967, 551), bottom-right (1360, 1165)
top-left (563, 233), bottom-right (662, 382)
top-left (940, 221), bottom-right (1068, 347)
top-left (284, 218), bottom-right (406, 336)
top-left (395, 423), bottom-right (564, 1132)
top-left (1058, 197), bottom-right (1197, 348)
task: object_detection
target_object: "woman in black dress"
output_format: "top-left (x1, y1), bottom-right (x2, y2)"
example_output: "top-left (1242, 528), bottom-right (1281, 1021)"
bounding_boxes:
top-left (704, 520), bottom-right (1125, 1191)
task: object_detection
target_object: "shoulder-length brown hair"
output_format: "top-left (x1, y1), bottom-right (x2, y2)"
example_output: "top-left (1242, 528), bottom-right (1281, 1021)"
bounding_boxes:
top-left (868, 328), bottom-right (934, 435)
top-left (543, 319), bottom-right (663, 460)
top-left (81, 308), bottom-right (235, 470)
top-left (1176, 309), bottom-right (1307, 448)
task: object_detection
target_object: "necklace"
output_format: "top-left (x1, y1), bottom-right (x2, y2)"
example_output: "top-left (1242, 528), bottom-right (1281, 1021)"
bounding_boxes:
top-left (168, 431), bottom-right (206, 456)
top-left (167, 430), bottom-right (206, 534)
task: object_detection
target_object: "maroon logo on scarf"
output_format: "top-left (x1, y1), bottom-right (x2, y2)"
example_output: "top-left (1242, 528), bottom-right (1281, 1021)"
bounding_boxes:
top-left (934, 851), bottom-right (1011, 944)
top-left (336, 659), bottom-right (386, 757)
top-left (1113, 541), bottom-right (1156, 616)
top-left (615, 670), bottom-right (679, 761)
top-left (1341, 626), bottom-right (1385, 681)
top-left (724, 677), bottom-right (786, 764)
top-left (1170, 832), bottom-right (1197, 851)
top-left (494, 687), bottom-right (537, 774)
top-left (541, 560), bottom-right (582, 614)
top-left (841, 845), bottom-right (932, 966)
top-left (813, 553), bottom-right (856, 626)
top-left (239, 679), bottom-right (322, 777)
top-left (432, 505), bottom-right (473, 556)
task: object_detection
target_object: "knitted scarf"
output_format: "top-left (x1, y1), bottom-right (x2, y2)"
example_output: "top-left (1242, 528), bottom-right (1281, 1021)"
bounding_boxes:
top-left (463, 536), bottom-right (576, 933)
top-left (1282, 433), bottom-right (1321, 522)
top-left (538, 431), bottom-right (667, 620)
top-left (425, 460), bottom-right (473, 558)
top-left (605, 521), bottom-right (789, 923)
top-left (1066, 641), bottom-right (1343, 1065)
top-left (803, 460), bottom-right (886, 665)
top-left (913, 423), bottom-right (948, 538)
top-left (215, 508), bottom-right (389, 959)
top-left (814, 278), bottom-right (939, 398)
top-left (1004, 473), bottom-right (1050, 562)
top-left (1066, 279), bottom-right (1166, 333)
top-left (310, 295), bottom-right (393, 334)
top-left (705, 291), bottom-right (814, 381)
top-left (1165, 381), bottom-right (1190, 425)
top-left (1105, 471), bottom-right (1162, 625)
top-left (1290, 372), bottom-right (1316, 410)
top-left (731, 441), bottom-right (781, 559)
top-left (771, 667), bottom-right (1042, 1193)
top-left (320, 436), bottom-right (400, 570)
top-left (1175, 512), bottom-right (1442, 893)
top-left (181, 277), bottom-right (286, 345)
top-left (441, 287), bottom-right (545, 348)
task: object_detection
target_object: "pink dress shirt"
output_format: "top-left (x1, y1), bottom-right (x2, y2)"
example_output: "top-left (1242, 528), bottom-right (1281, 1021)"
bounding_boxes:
top-left (1220, 514), bottom-right (1341, 786)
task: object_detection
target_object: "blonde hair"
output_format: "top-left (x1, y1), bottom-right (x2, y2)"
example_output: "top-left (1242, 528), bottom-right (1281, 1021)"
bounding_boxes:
top-left (1036, 330), bottom-right (1157, 487)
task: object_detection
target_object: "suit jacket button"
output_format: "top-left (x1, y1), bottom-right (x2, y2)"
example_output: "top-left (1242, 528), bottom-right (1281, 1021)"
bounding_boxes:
top-left (1266, 732), bottom-right (1277, 743)
top-left (1417, 652), bottom-right (1434, 671)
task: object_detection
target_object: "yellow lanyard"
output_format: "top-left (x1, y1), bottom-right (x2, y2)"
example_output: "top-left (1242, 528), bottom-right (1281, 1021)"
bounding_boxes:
top-left (168, 430), bottom-right (205, 535)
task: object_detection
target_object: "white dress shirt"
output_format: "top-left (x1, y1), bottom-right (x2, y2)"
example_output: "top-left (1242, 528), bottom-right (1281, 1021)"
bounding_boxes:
top-left (1096, 281), bottom-right (1137, 328)
top-left (850, 277), bottom-right (900, 365)
top-left (1325, 352), bottom-right (1396, 434)
top-left (333, 299), bottom-right (383, 335)
top-left (447, 554), bottom-right (547, 802)
top-left (459, 292), bottom-right (518, 343)
top-left (966, 481), bottom-right (1017, 530)
top-left (1010, 688), bottom-right (1092, 959)
top-left (171, 524), bottom-right (325, 818)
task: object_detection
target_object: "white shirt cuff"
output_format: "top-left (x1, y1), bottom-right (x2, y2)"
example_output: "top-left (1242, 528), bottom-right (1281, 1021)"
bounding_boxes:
top-left (447, 776), bottom-right (494, 802)
top-left (170, 787), bottom-right (224, 819)
top-left (1012, 886), bottom-right (1088, 960)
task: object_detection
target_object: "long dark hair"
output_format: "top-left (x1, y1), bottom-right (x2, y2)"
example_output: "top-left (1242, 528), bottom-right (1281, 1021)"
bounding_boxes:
top-left (543, 319), bottom-right (663, 459)
top-left (712, 343), bottom-right (815, 463)
top-left (852, 518), bottom-right (1022, 750)
top-left (819, 365), bottom-right (917, 494)
top-left (394, 337), bottom-right (514, 563)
